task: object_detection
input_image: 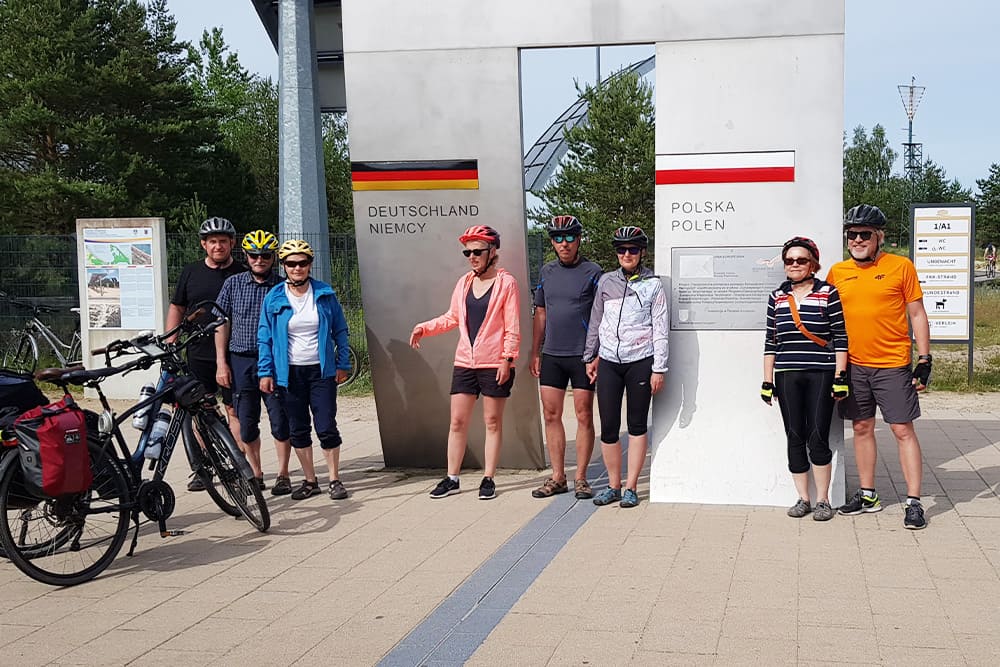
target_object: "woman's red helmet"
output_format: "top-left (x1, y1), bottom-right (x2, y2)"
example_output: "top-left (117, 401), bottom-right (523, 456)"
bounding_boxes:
top-left (458, 225), bottom-right (500, 248)
top-left (781, 236), bottom-right (820, 262)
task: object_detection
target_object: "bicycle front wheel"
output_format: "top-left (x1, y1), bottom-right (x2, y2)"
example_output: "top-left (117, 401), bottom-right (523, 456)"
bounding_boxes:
top-left (2, 332), bottom-right (38, 374)
top-left (197, 413), bottom-right (269, 532)
top-left (0, 442), bottom-right (131, 586)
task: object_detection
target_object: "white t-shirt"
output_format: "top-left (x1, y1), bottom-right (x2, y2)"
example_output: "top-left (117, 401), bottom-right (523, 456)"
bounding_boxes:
top-left (285, 285), bottom-right (320, 365)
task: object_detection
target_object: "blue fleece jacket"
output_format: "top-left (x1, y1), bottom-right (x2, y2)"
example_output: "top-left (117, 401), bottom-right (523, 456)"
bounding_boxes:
top-left (257, 278), bottom-right (350, 387)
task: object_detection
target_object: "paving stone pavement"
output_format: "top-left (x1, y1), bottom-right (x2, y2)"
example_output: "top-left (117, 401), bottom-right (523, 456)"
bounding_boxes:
top-left (0, 393), bottom-right (999, 665)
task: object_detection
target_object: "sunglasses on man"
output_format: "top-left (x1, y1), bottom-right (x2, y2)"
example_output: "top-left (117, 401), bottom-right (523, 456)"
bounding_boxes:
top-left (246, 252), bottom-right (274, 261)
top-left (550, 234), bottom-right (577, 244)
top-left (462, 248), bottom-right (490, 257)
top-left (845, 230), bottom-right (875, 241)
top-left (282, 259), bottom-right (312, 268)
top-left (615, 246), bottom-right (641, 256)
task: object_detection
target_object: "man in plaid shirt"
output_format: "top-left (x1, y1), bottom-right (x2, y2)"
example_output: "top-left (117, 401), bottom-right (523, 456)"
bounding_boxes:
top-left (215, 231), bottom-right (292, 494)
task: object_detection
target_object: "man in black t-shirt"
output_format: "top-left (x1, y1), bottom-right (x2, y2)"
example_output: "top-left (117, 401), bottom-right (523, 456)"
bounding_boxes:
top-left (167, 217), bottom-right (245, 491)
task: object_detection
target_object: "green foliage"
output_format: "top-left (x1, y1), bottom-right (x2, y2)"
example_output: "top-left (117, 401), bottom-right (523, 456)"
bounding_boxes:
top-left (530, 71), bottom-right (654, 264)
top-left (975, 163), bottom-right (1000, 249)
top-left (0, 0), bottom-right (243, 234)
top-left (323, 113), bottom-right (354, 233)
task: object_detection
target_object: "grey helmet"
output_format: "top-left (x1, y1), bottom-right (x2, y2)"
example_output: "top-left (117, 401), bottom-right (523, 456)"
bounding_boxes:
top-left (843, 204), bottom-right (887, 228)
top-left (199, 217), bottom-right (236, 238)
top-left (546, 215), bottom-right (583, 237)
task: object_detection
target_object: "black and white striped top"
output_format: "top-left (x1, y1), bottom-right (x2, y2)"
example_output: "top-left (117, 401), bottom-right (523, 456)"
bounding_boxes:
top-left (763, 278), bottom-right (848, 371)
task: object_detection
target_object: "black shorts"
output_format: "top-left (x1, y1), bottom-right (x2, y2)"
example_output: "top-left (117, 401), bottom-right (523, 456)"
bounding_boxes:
top-left (838, 364), bottom-right (920, 424)
top-left (187, 356), bottom-right (234, 406)
top-left (540, 354), bottom-right (595, 391)
top-left (450, 366), bottom-right (515, 398)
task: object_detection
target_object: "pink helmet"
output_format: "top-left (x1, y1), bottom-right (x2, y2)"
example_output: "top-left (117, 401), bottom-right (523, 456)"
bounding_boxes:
top-left (458, 225), bottom-right (500, 248)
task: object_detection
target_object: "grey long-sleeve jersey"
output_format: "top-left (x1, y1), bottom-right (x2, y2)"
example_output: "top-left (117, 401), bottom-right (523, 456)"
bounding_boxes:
top-left (583, 267), bottom-right (669, 373)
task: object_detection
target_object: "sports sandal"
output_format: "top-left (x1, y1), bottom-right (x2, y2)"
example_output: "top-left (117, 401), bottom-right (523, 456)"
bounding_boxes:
top-left (271, 475), bottom-right (292, 496)
top-left (531, 478), bottom-right (569, 498)
top-left (291, 479), bottom-right (321, 500)
top-left (574, 479), bottom-right (593, 499)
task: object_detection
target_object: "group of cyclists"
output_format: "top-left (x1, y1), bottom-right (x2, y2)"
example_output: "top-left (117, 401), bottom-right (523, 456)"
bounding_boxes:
top-left (172, 219), bottom-right (352, 503)
top-left (764, 204), bottom-right (932, 529)
top-left (176, 204), bottom-right (941, 527)
top-left (410, 218), bottom-right (668, 508)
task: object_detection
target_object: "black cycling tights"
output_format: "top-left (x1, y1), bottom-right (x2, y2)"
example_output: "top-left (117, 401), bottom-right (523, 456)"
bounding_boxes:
top-left (596, 356), bottom-right (654, 445)
top-left (774, 369), bottom-right (835, 473)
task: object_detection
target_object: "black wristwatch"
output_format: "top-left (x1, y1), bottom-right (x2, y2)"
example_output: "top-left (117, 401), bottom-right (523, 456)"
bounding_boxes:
top-left (505, 357), bottom-right (514, 363)
top-left (918, 354), bottom-right (932, 363)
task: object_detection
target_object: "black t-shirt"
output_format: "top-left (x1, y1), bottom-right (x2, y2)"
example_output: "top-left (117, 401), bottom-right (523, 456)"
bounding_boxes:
top-left (172, 259), bottom-right (246, 360)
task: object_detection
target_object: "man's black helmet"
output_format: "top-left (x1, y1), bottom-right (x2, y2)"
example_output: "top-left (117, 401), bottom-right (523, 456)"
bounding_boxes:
top-left (546, 215), bottom-right (583, 237)
top-left (844, 204), bottom-right (887, 228)
top-left (612, 225), bottom-right (648, 248)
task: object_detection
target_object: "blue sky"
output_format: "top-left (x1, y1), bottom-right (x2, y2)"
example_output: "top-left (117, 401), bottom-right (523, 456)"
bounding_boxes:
top-left (165, 0), bottom-right (1000, 191)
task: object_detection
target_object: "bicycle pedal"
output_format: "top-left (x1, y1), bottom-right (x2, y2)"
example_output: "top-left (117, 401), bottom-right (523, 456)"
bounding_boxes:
top-left (159, 529), bottom-right (186, 537)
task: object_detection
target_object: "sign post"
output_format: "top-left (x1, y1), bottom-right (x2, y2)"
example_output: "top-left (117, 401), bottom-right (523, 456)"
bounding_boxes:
top-left (910, 203), bottom-right (976, 384)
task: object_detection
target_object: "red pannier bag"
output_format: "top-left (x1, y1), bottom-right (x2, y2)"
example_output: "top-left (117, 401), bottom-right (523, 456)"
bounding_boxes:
top-left (13, 394), bottom-right (92, 497)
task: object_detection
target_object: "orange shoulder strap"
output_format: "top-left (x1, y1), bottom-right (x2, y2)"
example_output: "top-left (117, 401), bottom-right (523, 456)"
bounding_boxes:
top-left (785, 294), bottom-right (828, 348)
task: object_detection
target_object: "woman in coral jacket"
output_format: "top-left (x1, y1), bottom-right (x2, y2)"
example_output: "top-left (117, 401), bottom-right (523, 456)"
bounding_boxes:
top-left (409, 225), bottom-right (520, 501)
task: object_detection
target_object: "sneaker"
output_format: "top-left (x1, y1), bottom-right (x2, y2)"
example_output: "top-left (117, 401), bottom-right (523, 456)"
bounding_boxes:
top-left (787, 498), bottom-right (812, 518)
top-left (187, 475), bottom-right (207, 492)
top-left (813, 500), bottom-right (835, 522)
top-left (531, 477), bottom-right (568, 498)
top-left (839, 489), bottom-right (882, 515)
top-left (290, 479), bottom-right (321, 500)
top-left (574, 479), bottom-right (593, 499)
top-left (329, 480), bottom-right (348, 500)
top-left (478, 477), bottom-right (496, 500)
top-left (620, 488), bottom-right (639, 508)
top-left (430, 477), bottom-right (460, 498)
top-left (271, 475), bottom-right (292, 496)
top-left (593, 487), bottom-right (622, 506)
top-left (904, 501), bottom-right (927, 530)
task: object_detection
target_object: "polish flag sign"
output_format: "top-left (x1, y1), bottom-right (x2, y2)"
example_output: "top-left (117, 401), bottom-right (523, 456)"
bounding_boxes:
top-left (655, 151), bottom-right (795, 185)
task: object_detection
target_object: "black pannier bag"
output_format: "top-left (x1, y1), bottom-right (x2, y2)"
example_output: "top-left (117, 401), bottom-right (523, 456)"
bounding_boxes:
top-left (13, 394), bottom-right (92, 497)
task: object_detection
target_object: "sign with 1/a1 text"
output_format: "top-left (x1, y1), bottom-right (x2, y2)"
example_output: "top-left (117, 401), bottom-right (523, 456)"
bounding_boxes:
top-left (911, 204), bottom-right (975, 343)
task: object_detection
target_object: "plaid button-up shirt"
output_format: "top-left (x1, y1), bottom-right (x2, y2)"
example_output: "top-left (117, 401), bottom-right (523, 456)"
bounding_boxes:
top-left (217, 271), bottom-right (282, 354)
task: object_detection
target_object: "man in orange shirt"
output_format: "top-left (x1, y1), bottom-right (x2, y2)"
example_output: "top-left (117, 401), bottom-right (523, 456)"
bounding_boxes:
top-left (826, 204), bottom-right (931, 530)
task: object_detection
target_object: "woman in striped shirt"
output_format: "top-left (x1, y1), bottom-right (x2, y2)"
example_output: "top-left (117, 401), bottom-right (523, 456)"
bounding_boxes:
top-left (761, 237), bottom-right (848, 521)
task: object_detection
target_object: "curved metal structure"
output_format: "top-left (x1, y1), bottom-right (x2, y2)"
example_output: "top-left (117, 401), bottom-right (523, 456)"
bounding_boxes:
top-left (522, 55), bottom-right (655, 193)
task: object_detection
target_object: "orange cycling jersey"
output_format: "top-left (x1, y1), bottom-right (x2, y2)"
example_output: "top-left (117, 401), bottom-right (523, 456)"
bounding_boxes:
top-left (826, 252), bottom-right (922, 368)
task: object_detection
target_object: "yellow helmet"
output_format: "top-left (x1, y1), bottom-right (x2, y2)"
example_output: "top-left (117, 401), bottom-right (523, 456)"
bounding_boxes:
top-left (242, 230), bottom-right (278, 252)
top-left (278, 239), bottom-right (314, 260)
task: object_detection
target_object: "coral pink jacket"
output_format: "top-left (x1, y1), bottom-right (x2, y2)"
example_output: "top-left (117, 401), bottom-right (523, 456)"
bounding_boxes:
top-left (418, 268), bottom-right (520, 369)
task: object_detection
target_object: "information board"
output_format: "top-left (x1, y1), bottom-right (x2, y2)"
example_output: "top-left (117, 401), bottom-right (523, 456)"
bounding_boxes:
top-left (82, 227), bottom-right (156, 330)
top-left (670, 246), bottom-right (786, 330)
top-left (910, 204), bottom-right (975, 343)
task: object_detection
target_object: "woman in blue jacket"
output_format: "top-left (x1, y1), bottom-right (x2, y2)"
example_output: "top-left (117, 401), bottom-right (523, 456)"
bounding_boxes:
top-left (258, 239), bottom-right (352, 501)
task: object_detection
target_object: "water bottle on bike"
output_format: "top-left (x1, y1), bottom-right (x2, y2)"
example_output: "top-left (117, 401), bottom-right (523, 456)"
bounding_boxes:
top-left (144, 406), bottom-right (171, 461)
top-left (131, 383), bottom-right (156, 429)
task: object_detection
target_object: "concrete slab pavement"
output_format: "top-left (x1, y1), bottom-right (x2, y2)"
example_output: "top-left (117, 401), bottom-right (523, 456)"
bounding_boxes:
top-left (0, 392), bottom-right (997, 665)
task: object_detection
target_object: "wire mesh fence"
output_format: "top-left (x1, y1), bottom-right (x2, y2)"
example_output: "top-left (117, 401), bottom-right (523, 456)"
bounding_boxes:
top-left (0, 233), bottom-right (365, 366)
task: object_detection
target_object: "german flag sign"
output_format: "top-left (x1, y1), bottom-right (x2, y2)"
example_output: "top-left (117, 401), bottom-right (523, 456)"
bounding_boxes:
top-left (351, 160), bottom-right (479, 191)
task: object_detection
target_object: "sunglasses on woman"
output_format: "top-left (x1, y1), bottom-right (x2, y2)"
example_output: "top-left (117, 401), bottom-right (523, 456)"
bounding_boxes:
top-left (845, 230), bottom-right (874, 241)
top-left (615, 246), bottom-right (641, 255)
top-left (462, 248), bottom-right (490, 257)
top-left (551, 234), bottom-right (577, 244)
top-left (783, 257), bottom-right (811, 266)
top-left (283, 259), bottom-right (312, 268)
